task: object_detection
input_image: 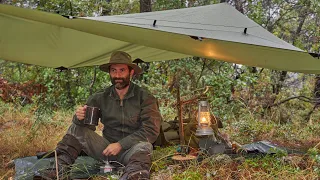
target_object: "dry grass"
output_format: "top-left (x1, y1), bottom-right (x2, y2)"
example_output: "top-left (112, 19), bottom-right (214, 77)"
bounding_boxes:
top-left (0, 104), bottom-right (72, 179)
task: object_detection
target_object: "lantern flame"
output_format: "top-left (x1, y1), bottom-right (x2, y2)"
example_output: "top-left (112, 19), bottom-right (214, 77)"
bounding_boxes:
top-left (201, 117), bottom-right (207, 123)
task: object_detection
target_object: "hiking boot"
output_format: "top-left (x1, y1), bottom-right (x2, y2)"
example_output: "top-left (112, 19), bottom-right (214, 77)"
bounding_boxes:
top-left (34, 134), bottom-right (82, 180)
top-left (34, 164), bottom-right (71, 180)
top-left (120, 170), bottom-right (150, 180)
top-left (128, 170), bottom-right (150, 180)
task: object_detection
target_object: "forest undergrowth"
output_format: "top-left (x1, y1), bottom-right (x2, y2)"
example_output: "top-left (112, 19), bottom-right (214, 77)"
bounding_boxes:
top-left (1, 100), bottom-right (319, 179)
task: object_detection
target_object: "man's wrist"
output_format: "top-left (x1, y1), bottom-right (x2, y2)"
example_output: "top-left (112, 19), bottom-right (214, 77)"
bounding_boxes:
top-left (117, 141), bottom-right (127, 150)
top-left (116, 142), bottom-right (122, 148)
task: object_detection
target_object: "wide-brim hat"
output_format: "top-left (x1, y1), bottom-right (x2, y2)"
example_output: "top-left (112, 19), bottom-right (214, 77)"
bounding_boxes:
top-left (99, 51), bottom-right (143, 74)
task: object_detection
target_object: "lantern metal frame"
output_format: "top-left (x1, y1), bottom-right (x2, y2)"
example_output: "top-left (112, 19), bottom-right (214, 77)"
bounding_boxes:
top-left (195, 98), bottom-right (214, 136)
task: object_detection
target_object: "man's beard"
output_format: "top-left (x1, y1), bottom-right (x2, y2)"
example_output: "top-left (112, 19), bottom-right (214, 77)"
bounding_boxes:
top-left (111, 75), bottom-right (130, 90)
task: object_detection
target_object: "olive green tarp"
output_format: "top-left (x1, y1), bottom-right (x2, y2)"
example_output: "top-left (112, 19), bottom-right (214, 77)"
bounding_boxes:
top-left (0, 3), bottom-right (318, 73)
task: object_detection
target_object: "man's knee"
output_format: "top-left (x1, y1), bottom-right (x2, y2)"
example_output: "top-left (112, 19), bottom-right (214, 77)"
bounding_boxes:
top-left (121, 142), bottom-right (153, 164)
top-left (66, 123), bottom-right (94, 137)
top-left (131, 142), bottom-right (153, 153)
top-left (120, 142), bottom-right (153, 178)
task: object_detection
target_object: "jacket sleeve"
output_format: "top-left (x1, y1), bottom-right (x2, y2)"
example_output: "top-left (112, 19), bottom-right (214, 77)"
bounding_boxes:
top-left (118, 93), bottom-right (162, 150)
top-left (72, 94), bottom-right (100, 131)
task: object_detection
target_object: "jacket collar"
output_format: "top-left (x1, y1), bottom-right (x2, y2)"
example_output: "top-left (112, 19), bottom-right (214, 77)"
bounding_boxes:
top-left (109, 82), bottom-right (135, 100)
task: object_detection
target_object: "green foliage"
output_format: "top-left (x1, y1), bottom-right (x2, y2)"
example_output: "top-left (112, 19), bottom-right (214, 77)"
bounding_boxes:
top-left (247, 0), bottom-right (264, 25)
top-left (153, 0), bottom-right (181, 10)
top-left (172, 170), bottom-right (203, 180)
top-left (151, 146), bottom-right (176, 172)
top-left (241, 152), bottom-right (298, 177)
top-left (308, 147), bottom-right (319, 157)
top-left (308, 147), bottom-right (320, 174)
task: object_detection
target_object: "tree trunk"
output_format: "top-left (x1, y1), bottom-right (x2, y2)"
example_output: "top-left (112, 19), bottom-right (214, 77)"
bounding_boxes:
top-left (181, 0), bottom-right (185, 8)
top-left (314, 76), bottom-right (320, 105)
top-left (140, 0), bottom-right (151, 13)
top-left (233, 0), bottom-right (244, 14)
top-left (101, 0), bottom-right (112, 15)
top-left (292, 13), bottom-right (308, 44)
top-left (306, 75), bottom-right (320, 122)
top-left (272, 70), bottom-right (287, 95)
top-left (89, 67), bottom-right (97, 96)
top-left (65, 70), bottom-right (74, 107)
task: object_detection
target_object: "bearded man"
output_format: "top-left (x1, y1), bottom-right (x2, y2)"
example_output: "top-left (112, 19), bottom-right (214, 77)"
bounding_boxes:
top-left (43, 51), bottom-right (161, 180)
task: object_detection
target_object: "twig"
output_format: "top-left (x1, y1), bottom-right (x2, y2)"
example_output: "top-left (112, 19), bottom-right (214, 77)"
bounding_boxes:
top-left (314, 141), bottom-right (320, 149)
top-left (109, 161), bottom-right (125, 167)
top-left (195, 59), bottom-right (206, 87)
top-left (0, 171), bottom-right (12, 180)
top-left (89, 66), bottom-right (97, 96)
top-left (265, 95), bottom-right (320, 108)
top-left (150, 153), bottom-right (176, 171)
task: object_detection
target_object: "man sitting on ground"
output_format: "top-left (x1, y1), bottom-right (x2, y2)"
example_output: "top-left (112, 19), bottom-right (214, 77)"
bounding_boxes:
top-left (42, 51), bottom-right (161, 180)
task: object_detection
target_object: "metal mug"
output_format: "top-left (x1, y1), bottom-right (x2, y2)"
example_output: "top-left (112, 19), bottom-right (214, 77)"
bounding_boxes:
top-left (84, 106), bottom-right (100, 126)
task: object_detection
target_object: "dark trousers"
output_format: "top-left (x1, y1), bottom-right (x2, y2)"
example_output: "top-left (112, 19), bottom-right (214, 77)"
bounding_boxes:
top-left (57, 123), bottom-right (153, 176)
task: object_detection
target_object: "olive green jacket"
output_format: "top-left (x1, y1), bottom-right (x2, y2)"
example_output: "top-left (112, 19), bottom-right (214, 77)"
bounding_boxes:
top-left (73, 83), bottom-right (161, 150)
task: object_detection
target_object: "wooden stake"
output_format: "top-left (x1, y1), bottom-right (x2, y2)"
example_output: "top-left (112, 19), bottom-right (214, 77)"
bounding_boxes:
top-left (55, 150), bottom-right (59, 180)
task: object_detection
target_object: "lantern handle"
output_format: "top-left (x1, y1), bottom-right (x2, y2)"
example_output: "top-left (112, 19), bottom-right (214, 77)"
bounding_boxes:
top-left (202, 86), bottom-right (210, 95)
top-left (193, 86), bottom-right (211, 95)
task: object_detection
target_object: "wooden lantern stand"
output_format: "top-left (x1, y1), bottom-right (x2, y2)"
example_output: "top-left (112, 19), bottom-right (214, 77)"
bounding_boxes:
top-left (171, 86), bottom-right (211, 163)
